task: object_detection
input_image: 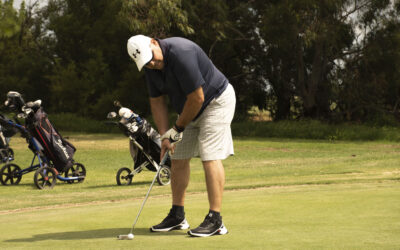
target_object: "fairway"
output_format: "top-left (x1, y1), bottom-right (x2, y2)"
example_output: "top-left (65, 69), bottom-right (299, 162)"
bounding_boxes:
top-left (1, 135), bottom-right (399, 249)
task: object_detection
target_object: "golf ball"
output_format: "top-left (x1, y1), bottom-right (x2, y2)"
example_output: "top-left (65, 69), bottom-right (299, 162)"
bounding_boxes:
top-left (128, 233), bottom-right (134, 239)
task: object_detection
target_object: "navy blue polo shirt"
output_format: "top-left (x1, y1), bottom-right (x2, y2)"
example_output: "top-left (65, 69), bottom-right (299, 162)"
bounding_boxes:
top-left (144, 37), bottom-right (228, 119)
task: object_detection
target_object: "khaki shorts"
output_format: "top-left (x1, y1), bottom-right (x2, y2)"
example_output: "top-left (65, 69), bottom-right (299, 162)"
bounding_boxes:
top-left (172, 84), bottom-right (236, 161)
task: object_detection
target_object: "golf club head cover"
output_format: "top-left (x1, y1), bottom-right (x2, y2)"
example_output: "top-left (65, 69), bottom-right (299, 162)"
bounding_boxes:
top-left (118, 107), bottom-right (134, 120)
top-left (119, 107), bottom-right (142, 124)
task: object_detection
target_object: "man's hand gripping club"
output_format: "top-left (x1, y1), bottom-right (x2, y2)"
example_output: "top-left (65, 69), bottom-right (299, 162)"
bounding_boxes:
top-left (160, 124), bottom-right (184, 159)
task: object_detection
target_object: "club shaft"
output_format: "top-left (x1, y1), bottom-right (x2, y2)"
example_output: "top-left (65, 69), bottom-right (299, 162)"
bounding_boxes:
top-left (129, 150), bottom-right (169, 234)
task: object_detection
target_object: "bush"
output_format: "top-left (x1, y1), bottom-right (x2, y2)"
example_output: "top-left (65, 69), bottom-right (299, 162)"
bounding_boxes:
top-left (48, 113), bottom-right (400, 141)
top-left (232, 120), bottom-right (400, 141)
top-left (48, 113), bottom-right (119, 133)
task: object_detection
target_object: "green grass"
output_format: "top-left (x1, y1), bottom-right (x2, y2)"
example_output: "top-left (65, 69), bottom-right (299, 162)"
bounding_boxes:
top-left (1, 184), bottom-right (399, 249)
top-left (0, 134), bottom-right (399, 249)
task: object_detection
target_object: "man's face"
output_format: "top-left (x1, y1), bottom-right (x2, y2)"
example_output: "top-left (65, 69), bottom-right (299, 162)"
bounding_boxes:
top-left (145, 39), bottom-right (164, 70)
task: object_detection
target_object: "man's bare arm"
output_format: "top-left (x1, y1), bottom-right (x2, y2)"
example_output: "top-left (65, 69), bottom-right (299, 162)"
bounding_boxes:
top-left (175, 86), bottom-right (204, 129)
top-left (149, 95), bottom-right (169, 135)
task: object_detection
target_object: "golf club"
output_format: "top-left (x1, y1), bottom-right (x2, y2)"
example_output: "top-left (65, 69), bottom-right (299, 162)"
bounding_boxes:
top-left (118, 149), bottom-right (170, 240)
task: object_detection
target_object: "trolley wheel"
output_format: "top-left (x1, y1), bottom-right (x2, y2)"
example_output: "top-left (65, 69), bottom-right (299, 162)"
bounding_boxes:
top-left (116, 167), bottom-right (133, 185)
top-left (157, 165), bottom-right (171, 186)
top-left (34, 166), bottom-right (57, 190)
top-left (0, 163), bottom-right (22, 185)
top-left (64, 162), bottom-right (86, 184)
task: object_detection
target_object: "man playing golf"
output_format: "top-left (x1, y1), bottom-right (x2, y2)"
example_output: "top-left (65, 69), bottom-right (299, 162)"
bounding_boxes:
top-left (127, 35), bottom-right (236, 237)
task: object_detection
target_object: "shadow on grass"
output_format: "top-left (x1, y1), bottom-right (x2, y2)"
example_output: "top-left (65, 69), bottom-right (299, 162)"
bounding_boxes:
top-left (4, 227), bottom-right (187, 242)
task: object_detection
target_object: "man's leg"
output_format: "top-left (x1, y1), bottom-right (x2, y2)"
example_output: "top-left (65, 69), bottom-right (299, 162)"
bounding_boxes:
top-left (171, 159), bottom-right (191, 206)
top-left (188, 159), bottom-right (228, 237)
top-left (202, 160), bottom-right (225, 212)
top-left (150, 159), bottom-right (191, 232)
top-left (187, 85), bottom-right (235, 237)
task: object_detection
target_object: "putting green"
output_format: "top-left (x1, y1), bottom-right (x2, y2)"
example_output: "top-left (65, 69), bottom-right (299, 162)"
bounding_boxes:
top-left (1, 182), bottom-right (399, 249)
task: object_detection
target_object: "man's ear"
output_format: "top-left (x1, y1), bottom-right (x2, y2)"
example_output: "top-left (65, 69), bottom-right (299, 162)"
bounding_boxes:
top-left (150, 38), bottom-right (158, 46)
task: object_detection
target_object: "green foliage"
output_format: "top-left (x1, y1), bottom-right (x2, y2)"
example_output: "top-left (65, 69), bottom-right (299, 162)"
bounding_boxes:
top-left (0, 0), bottom-right (21, 39)
top-left (33, 0), bottom-right (195, 118)
top-left (0, 0), bottom-right (400, 124)
top-left (48, 112), bottom-right (119, 133)
top-left (0, 0), bottom-right (53, 104)
top-left (338, 13), bottom-right (400, 122)
top-left (232, 120), bottom-right (400, 141)
top-left (45, 111), bottom-right (400, 141)
top-left (259, 0), bottom-right (359, 119)
top-left (120, 0), bottom-right (194, 37)
top-left (180, 1), bottom-right (268, 119)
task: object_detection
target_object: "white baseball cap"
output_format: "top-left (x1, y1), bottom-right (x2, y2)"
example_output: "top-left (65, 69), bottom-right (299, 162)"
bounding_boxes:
top-left (127, 35), bottom-right (153, 71)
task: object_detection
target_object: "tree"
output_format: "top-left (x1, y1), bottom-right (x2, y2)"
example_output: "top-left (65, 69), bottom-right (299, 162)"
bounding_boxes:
top-left (180, 0), bottom-right (268, 120)
top-left (120, 0), bottom-right (193, 38)
top-left (39, 0), bottom-right (194, 118)
top-left (0, 0), bottom-right (20, 40)
top-left (1, 0), bottom-right (399, 125)
top-left (337, 1), bottom-right (400, 123)
top-left (257, 0), bottom-right (355, 119)
top-left (0, 0), bottom-right (53, 104)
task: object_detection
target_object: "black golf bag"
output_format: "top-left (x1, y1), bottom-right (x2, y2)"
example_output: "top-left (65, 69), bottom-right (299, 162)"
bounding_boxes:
top-left (119, 113), bottom-right (170, 171)
top-left (27, 108), bottom-right (76, 172)
top-left (0, 125), bottom-right (8, 148)
top-left (0, 114), bottom-right (17, 163)
top-left (5, 91), bottom-right (76, 172)
top-left (108, 103), bottom-right (171, 186)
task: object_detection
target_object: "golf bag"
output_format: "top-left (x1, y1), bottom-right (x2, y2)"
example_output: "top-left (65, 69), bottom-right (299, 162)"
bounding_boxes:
top-left (27, 107), bottom-right (76, 172)
top-left (0, 125), bottom-right (8, 148)
top-left (5, 91), bottom-right (76, 172)
top-left (0, 114), bottom-right (17, 163)
top-left (119, 110), bottom-right (170, 171)
top-left (108, 103), bottom-right (171, 186)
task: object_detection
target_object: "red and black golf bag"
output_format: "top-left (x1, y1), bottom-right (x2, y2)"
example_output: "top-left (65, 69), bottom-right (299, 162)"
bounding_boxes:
top-left (26, 107), bottom-right (76, 173)
top-left (4, 91), bottom-right (76, 173)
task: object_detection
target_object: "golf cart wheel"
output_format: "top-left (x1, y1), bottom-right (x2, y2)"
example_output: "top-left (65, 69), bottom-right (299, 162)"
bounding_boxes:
top-left (64, 162), bottom-right (86, 184)
top-left (34, 166), bottom-right (57, 190)
top-left (0, 163), bottom-right (22, 185)
top-left (157, 166), bottom-right (171, 186)
top-left (116, 167), bottom-right (133, 185)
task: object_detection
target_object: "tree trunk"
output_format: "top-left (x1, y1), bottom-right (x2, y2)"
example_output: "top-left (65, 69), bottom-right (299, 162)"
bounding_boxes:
top-left (275, 91), bottom-right (291, 120)
top-left (296, 38), bottom-right (326, 118)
